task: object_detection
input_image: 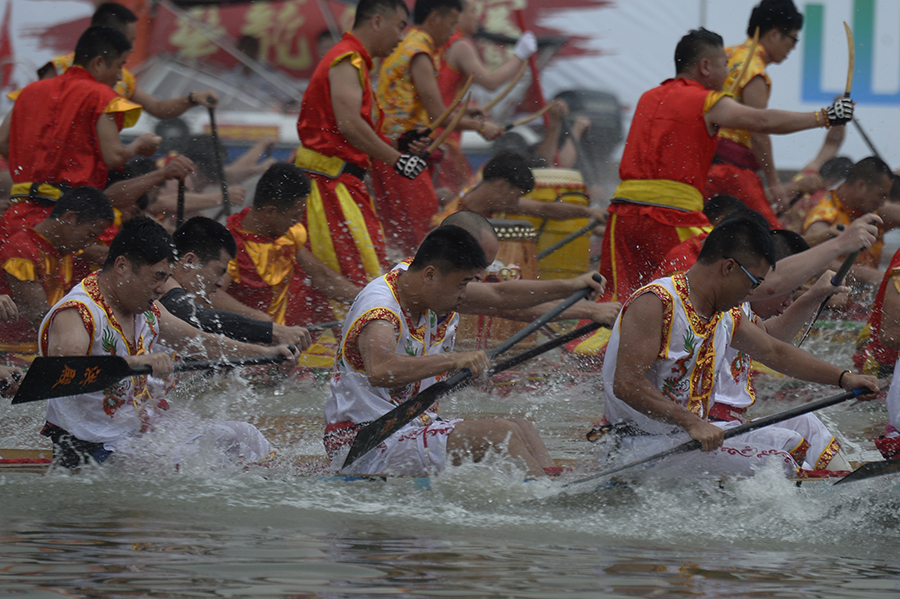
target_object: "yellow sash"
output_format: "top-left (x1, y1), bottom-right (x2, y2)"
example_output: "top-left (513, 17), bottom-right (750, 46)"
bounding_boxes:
top-left (613, 179), bottom-right (704, 212)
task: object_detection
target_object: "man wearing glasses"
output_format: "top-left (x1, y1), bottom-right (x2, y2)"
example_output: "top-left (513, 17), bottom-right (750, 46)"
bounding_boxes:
top-left (595, 217), bottom-right (879, 479)
top-left (707, 0), bottom-right (806, 228)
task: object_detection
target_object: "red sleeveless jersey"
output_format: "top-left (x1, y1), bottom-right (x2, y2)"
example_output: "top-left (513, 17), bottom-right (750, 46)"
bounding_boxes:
top-left (619, 78), bottom-right (725, 192)
top-left (296, 33), bottom-right (382, 171)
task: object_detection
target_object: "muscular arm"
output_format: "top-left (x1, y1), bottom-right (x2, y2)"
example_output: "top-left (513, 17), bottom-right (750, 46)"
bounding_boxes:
top-left (330, 58), bottom-right (402, 167)
top-left (6, 275), bottom-right (50, 329)
top-left (514, 197), bottom-right (605, 222)
top-left (757, 272), bottom-right (842, 341)
top-left (612, 293), bottom-right (723, 451)
top-left (450, 39), bottom-right (524, 91)
top-left (705, 96), bottom-right (819, 136)
top-left (295, 247), bottom-right (360, 303)
top-left (410, 53), bottom-right (484, 133)
top-left (159, 287), bottom-right (274, 344)
top-left (130, 88), bottom-right (217, 120)
top-left (358, 319), bottom-right (486, 387)
top-left (96, 114), bottom-right (160, 169)
top-left (458, 272), bottom-right (603, 313)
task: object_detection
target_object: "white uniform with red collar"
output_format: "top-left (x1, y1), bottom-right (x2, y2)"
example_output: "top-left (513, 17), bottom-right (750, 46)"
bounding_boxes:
top-left (325, 262), bottom-right (462, 475)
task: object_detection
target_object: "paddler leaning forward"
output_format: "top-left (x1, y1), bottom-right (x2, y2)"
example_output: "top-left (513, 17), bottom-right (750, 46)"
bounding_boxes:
top-left (598, 217), bottom-right (879, 478)
top-left (325, 225), bottom-right (557, 478)
top-left (597, 27), bottom-right (854, 304)
top-left (38, 217), bottom-right (300, 470)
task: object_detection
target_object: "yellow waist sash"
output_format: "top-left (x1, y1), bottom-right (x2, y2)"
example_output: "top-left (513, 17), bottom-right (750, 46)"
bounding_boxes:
top-left (294, 146), bottom-right (363, 180)
top-left (10, 182), bottom-right (65, 201)
top-left (613, 179), bottom-right (704, 212)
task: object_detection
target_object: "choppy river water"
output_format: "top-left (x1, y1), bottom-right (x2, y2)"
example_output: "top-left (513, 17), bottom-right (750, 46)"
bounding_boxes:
top-left (2, 336), bottom-right (899, 598)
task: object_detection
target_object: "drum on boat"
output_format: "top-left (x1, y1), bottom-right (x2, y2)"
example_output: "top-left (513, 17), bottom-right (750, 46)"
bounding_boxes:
top-left (503, 168), bottom-right (592, 280)
top-left (456, 219), bottom-right (539, 350)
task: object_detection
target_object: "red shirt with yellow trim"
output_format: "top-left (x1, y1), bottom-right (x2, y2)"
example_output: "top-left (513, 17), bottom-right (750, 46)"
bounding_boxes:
top-left (48, 52), bottom-right (138, 99)
top-left (225, 207), bottom-right (331, 326)
top-left (297, 33), bottom-right (383, 171)
top-left (0, 228), bottom-right (74, 349)
top-left (7, 66), bottom-right (141, 190)
top-left (853, 247), bottom-right (900, 376)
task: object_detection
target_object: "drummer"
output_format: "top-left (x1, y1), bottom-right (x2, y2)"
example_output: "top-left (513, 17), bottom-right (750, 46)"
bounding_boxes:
top-left (431, 151), bottom-right (606, 227)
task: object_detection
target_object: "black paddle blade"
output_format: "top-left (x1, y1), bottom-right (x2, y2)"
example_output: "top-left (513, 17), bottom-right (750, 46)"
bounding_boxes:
top-left (11, 356), bottom-right (143, 404)
top-left (834, 459), bottom-right (900, 485)
top-left (342, 380), bottom-right (455, 468)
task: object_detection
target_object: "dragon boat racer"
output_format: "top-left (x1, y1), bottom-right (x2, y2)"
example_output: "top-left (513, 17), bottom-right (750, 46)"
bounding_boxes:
top-left (325, 225), bottom-right (556, 478)
top-left (598, 217), bottom-right (878, 479)
top-left (0, 26), bottom-right (160, 243)
top-left (38, 217), bottom-right (300, 470)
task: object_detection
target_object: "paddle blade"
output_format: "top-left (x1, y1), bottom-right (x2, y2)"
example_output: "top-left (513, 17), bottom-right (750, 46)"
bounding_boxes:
top-left (342, 379), bottom-right (456, 469)
top-left (11, 356), bottom-right (142, 404)
top-left (834, 459), bottom-right (900, 485)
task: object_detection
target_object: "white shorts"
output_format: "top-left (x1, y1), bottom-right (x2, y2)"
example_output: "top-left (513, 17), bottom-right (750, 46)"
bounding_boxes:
top-left (334, 418), bottom-right (463, 476)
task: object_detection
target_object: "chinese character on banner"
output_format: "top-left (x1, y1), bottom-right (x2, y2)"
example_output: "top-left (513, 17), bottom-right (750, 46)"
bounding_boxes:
top-left (481, 0), bottom-right (525, 69)
top-left (169, 7), bottom-right (225, 59)
top-left (243, 0), bottom-right (313, 72)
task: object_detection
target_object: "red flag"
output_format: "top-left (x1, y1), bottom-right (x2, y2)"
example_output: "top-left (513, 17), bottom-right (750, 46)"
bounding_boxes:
top-left (0, 2), bottom-right (13, 89)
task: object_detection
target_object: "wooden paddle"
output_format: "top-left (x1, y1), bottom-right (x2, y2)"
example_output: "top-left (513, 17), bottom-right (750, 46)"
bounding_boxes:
top-left (796, 249), bottom-right (859, 348)
top-left (11, 352), bottom-right (294, 405)
top-left (563, 386), bottom-right (869, 488)
top-left (176, 179), bottom-right (186, 229)
top-left (835, 458), bottom-right (900, 485)
top-left (482, 62), bottom-right (527, 112)
top-left (208, 101), bottom-right (231, 219)
top-left (341, 275), bottom-right (603, 468)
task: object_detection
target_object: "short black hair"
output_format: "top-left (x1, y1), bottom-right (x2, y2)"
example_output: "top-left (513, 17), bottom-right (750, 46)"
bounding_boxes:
top-left (697, 216), bottom-right (776, 268)
top-left (49, 187), bottom-right (115, 224)
top-left (439, 210), bottom-right (499, 244)
top-left (104, 216), bottom-right (177, 270)
top-left (770, 229), bottom-right (810, 261)
top-left (703, 195), bottom-right (751, 225)
top-left (91, 3), bottom-right (138, 29)
top-left (747, 0), bottom-right (803, 37)
top-left (891, 174), bottom-right (900, 202)
top-left (254, 163), bottom-right (311, 211)
top-left (845, 156), bottom-right (892, 187)
top-left (354, 0), bottom-right (409, 29)
top-left (73, 26), bottom-right (132, 67)
top-left (674, 28), bottom-right (723, 74)
top-left (482, 150), bottom-right (535, 193)
top-left (413, 0), bottom-right (462, 25)
top-left (409, 225), bottom-right (488, 274)
top-left (173, 217), bottom-right (237, 263)
top-left (820, 156), bottom-right (853, 183)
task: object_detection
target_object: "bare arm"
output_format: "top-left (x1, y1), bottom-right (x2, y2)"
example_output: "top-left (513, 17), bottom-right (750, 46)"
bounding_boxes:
top-left (612, 293), bottom-right (723, 451)
top-left (223, 137), bottom-right (276, 185)
top-left (732, 316), bottom-right (878, 395)
top-left (6, 276), bottom-right (50, 329)
top-left (742, 77), bottom-right (783, 204)
top-left (532, 101), bottom-right (565, 165)
top-left (804, 124), bottom-right (846, 174)
top-left (486, 299), bottom-right (622, 325)
top-left (450, 38), bottom-right (524, 91)
top-left (705, 96), bottom-right (819, 136)
top-left (130, 88), bottom-right (218, 120)
top-left (358, 319), bottom-right (488, 387)
top-left (757, 271), bottom-right (845, 341)
top-left (330, 58), bottom-right (401, 167)
top-left (410, 53), bottom-right (486, 134)
top-left (458, 272), bottom-right (604, 313)
top-left (514, 197), bottom-right (606, 222)
top-left (295, 247), bottom-right (360, 303)
top-left (104, 156), bottom-right (194, 213)
top-left (96, 114), bottom-right (161, 169)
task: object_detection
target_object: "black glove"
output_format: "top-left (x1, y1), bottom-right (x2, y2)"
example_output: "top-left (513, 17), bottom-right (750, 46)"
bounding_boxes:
top-left (395, 153), bottom-right (427, 180)
top-left (397, 128), bottom-right (430, 152)
top-left (825, 97), bottom-right (854, 125)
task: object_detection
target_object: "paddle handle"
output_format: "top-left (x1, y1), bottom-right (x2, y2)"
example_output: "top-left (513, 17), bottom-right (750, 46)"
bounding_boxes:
top-left (306, 320), bottom-right (342, 332)
top-left (126, 352), bottom-right (292, 377)
top-left (176, 179), bottom-right (186, 229)
top-left (796, 249), bottom-right (859, 348)
top-left (487, 322), bottom-right (604, 379)
top-left (536, 219), bottom-right (602, 260)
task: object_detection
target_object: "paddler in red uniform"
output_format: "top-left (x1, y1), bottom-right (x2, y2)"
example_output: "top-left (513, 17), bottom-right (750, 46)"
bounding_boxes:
top-left (372, 0), bottom-right (504, 256)
top-left (296, 0), bottom-right (424, 289)
top-left (706, 0), bottom-right (804, 227)
top-left (597, 27), bottom-right (853, 304)
top-left (0, 27), bottom-right (161, 243)
top-left (435, 0), bottom-right (537, 194)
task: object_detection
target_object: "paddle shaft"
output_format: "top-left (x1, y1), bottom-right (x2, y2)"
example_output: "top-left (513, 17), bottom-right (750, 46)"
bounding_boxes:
top-left (307, 320), bottom-right (342, 332)
top-left (796, 250), bottom-right (859, 348)
top-left (536, 219), bottom-right (602, 260)
top-left (342, 276), bottom-right (602, 468)
top-left (176, 179), bottom-right (186, 229)
top-left (852, 117), bottom-right (887, 164)
top-left (564, 387), bottom-right (863, 488)
top-left (208, 104), bottom-right (231, 218)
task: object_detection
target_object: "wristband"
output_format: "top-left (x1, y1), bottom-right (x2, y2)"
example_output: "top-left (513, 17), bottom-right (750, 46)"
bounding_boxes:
top-left (838, 369), bottom-right (850, 387)
top-left (814, 110), bottom-right (823, 128)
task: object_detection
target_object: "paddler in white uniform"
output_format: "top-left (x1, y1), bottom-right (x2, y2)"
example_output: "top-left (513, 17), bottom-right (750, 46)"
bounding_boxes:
top-left (599, 216), bottom-right (879, 478)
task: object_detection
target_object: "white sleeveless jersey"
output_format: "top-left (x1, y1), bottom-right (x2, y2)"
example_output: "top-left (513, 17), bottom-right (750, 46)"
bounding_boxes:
top-left (713, 302), bottom-right (757, 409)
top-left (325, 264), bottom-right (458, 426)
top-left (40, 273), bottom-right (161, 445)
top-left (603, 273), bottom-right (742, 435)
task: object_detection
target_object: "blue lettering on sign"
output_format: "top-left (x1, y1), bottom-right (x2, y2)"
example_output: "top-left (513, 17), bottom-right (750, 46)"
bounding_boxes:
top-left (803, 0), bottom-right (900, 105)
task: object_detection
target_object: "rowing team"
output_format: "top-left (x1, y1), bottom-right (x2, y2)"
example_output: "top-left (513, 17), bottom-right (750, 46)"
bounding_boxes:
top-left (3, 200), bottom-right (897, 481)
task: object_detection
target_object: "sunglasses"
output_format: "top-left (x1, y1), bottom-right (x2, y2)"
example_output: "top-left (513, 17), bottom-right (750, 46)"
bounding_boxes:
top-left (728, 257), bottom-right (763, 290)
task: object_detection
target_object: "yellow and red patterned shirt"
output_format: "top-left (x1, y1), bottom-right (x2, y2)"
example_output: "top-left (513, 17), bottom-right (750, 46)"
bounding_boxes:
top-left (717, 38), bottom-right (772, 149)
top-left (803, 190), bottom-right (884, 267)
top-left (376, 28), bottom-right (440, 138)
